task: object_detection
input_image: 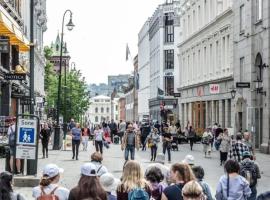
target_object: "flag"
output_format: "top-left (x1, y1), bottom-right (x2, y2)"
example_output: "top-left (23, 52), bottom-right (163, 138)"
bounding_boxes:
top-left (158, 87), bottom-right (164, 96)
top-left (126, 43), bottom-right (131, 61)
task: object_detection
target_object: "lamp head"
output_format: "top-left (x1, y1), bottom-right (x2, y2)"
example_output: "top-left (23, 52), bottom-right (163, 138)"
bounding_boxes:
top-left (66, 16), bottom-right (75, 31)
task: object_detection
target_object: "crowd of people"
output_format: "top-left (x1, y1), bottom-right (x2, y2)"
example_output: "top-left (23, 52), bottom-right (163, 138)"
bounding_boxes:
top-left (2, 118), bottom-right (270, 200)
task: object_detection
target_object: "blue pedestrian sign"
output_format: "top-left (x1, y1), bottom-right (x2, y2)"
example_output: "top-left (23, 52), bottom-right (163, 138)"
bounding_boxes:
top-left (18, 128), bottom-right (35, 145)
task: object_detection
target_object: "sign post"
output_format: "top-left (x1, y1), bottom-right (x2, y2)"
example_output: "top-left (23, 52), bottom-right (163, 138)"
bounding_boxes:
top-left (14, 114), bottom-right (40, 176)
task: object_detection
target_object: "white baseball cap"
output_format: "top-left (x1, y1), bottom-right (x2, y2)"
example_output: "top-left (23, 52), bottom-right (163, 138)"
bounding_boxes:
top-left (42, 164), bottom-right (64, 178)
top-left (100, 173), bottom-right (120, 192)
top-left (182, 155), bottom-right (195, 166)
top-left (81, 163), bottom-right (97, 177)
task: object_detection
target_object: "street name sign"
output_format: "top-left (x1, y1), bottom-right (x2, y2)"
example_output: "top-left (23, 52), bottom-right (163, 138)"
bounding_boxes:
top-left (16, 118), bottom-right (37, 160)
top-left (174, 93), bottom-right (181, 97)
top-left (4, 73), bottom-right (26, 80)
top-left (236, 82), bottom-right (250, 88)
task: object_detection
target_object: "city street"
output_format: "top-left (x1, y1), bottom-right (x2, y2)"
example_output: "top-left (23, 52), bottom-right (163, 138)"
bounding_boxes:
top-left (1, 141), bottom-right (270, 199)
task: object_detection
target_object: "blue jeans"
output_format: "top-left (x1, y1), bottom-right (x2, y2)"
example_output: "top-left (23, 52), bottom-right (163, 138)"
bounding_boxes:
top-left (248, 186), bottom-right (257, 200)
top-left (125, 145), bottom-right (135, 161)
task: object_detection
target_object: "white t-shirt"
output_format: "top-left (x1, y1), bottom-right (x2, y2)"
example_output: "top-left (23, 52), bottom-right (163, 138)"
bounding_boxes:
top-left (94, 130), bottom-right (103, 141)
top-left (32, 184), bottom-right (69, 200)
top-left (7, 124), bottom-right (15, 136)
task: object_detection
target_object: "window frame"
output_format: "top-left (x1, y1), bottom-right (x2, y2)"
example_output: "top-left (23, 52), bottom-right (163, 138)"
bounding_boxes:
top-left (164, 49), bottom-right (174, 70)
top-left (240, 5), bottom-right (245, 33)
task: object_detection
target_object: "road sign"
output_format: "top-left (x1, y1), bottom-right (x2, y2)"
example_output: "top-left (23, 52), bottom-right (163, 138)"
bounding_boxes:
top-left (16, 118), bottom-right (37, 160)
top-left (4, 73), bottom-right (26, 80)
top-left (236, 82), bottom-right (250, 88)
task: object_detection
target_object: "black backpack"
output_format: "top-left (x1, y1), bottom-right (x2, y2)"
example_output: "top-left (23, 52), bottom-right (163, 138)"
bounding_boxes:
top-left (240, 161), bottom-right (257, 187)
top-left (8, 127), bottom-right (16, 147)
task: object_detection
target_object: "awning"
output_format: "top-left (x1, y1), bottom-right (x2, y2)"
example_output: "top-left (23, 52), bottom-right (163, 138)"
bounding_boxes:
top-left (0, 6), bottom-right (30, 52)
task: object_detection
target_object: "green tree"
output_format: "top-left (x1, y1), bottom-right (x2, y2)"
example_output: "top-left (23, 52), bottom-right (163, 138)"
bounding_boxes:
top-left (43, 46), bottom-right (90, 123)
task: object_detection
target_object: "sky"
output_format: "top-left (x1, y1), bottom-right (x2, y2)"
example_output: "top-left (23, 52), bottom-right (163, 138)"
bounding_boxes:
top-left (44, 0), bottom-right (165, 85)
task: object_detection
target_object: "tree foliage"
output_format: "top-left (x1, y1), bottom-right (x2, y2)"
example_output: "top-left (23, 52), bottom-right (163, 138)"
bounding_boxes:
top-left (44, 46), bottom-right (90, 123)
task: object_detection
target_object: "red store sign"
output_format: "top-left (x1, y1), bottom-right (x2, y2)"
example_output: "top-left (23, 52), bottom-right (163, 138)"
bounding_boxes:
top-left (209, 84), bottom-right (220, 94)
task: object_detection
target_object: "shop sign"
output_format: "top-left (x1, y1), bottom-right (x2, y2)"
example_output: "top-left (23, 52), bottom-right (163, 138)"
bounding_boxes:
top-left (4, 73), bottom-right (26, 80)
top-left (209, 84), bottom-right (220, 94)
top-left (173, 93), bottom-right (181, 97)
top-left (20, 96), bottom-right (35, 105)
top-left (0, 39), bottom-right (9, 53)
top-left (197, 86), bottom-right (204, 97)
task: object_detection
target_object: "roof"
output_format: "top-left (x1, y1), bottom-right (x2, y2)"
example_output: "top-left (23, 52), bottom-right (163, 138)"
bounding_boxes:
top-left (92, 95), bottom-right (110, 100)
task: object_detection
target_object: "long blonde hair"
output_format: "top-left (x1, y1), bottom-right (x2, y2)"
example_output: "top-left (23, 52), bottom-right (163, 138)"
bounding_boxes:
top-left (118, 160), bottom-right (147, 192)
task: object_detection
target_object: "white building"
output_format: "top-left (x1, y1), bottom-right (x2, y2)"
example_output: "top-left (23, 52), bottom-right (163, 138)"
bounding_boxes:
top-left (138, 19), bottom-right (150, 121)
top-left (148, 0), bottom-right (180, 122)
top-left (177, 0), bottom-right (233, 133)
top-left (88, 95), bottom-right (111, 125)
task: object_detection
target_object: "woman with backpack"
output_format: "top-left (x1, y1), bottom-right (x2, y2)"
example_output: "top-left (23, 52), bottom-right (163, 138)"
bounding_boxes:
top-left (32, 164), bottom-right (69, 200)
top-left (215, 160), bottom-right (251, 200)
top-left (201, 128), bottom-right (213, 158)
top-left (68, 163), bottom-right (107, 200)
top-left (217, 129), bottom-right (231, 166)
top-left (161, 163), bottom-right (196, 200)
top-left (0, 171), bottom-right (26, 200)
top-left (147, 127), bottom-right (160, 161)
top-left (192, 166), bottom-right (213, 200)
top-left (145, 166), bottom-right (165, 200)
top-left (117, 160), bottom-right (151, 200)
top-left (90, 152), bottom-right (108, 177)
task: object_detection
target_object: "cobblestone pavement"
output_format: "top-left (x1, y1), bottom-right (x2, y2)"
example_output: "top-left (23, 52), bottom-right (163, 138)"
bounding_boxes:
top-left (1, 142), bottom-right (270, 199)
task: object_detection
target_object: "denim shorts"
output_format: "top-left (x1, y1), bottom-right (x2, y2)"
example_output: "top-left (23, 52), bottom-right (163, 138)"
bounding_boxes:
top-left (9, 146), bottom-right (15, 156)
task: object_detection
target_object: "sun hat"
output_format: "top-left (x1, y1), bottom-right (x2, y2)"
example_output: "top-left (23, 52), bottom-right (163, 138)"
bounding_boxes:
top-left (42, 164), bottom-right (64, 178)
top-left (81, 163), bottom-right (97, 177)
top-left (100, 173), bottom-right (120, 192)
top-left (182, 155), bottom-right (195, 166)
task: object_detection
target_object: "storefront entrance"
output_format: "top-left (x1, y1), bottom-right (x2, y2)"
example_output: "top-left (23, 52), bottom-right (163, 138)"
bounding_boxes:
top-left (192, 101), bottom-right (206, 134)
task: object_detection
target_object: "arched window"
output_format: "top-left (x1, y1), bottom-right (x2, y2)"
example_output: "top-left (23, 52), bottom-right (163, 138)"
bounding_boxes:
top-left (95, 116), bottom-right (98, 122)
top-left (106, 107), bottom-right (110, 113)
top-left (101, 107), bottom-right (104, 113)
top-left (95, 107), bottom-right (98, 113)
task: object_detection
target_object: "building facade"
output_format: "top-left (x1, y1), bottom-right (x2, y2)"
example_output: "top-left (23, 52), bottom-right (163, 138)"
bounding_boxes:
top-left (232, 0), bottom-right (270, 153)
top-left (108, 74), bottom-right (130, 93)
top-left (177, 0), bottom-right (234, 134)
top-left (148, 0), bottom-right (180, 122)
top-left (88, 95), bottom-right (111, 125)
top-left (0, 0), bottom-right (47, 121)
top-left (138, 19), bottom-right (150, 121)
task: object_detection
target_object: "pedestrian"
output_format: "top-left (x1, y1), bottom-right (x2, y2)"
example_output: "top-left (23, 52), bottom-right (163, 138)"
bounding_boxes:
top-left (32, 164), bottom-right (69, 200)
top-left (154, 121), bottom-right (161, 134)
top-left (145, 166), bottom-right (165, 200)
top-left (109, 119), bottom-right (118, 142)
top-left (68, 119), bottom-right (76, 131)
top-left (161, 163), bottom-right (196, 200)
top-left (140, 122), bottom-right (151, 151)
top-left (147, 127), bottom-right (160, 161)
top-left (168, 122), bottom-right (177, 135)
top-left (100, 173), bottom-right (120, 200)
top-left (117, 160), bottom-right (151, 200)
top-left (229, 133), bottom-right (250, 162)
top-left (0, 171), bottom-right (26, 200)
top-left (7, 117), bottom-right (21, 174)
top-left (257, 191), bottom-right (270, 200)
top-left (192, 166), bottom-right (213, 200)
top-left (70, 123), bottom-right (82, 160)
top-left (239, 151), bottom-right (261, 200)
top-left (90, 152), bottom-right (108, 177)
top-left (40, 122), bottom-right (51, 158)
top-left (182, 180), bottom-right (206, 200)
top-left (68, 163), bottom-right (107, 200)
top-left (243, 131), bottom-right (256, 160)
top-left (162, 126), bottom-right (173, 163)
top-left (121, 124), bottom-right (140, 162)
top-left (81, 125), bottom-right (90, 151)
top-left (201, 127), bottom-right (213, 157)
top-left (215, 160), bottom-right (251, 200)
top-left (93, 125), bottom-right (105, 154)
top-left (188, 126), bottom-right (196, 151)
top-left (118, 120), bottom-right (126, 144)
top-left (217, 129), bottom-right (231, 166)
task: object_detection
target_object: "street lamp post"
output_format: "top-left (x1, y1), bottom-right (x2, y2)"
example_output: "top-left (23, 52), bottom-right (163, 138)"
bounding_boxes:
top-left (53, 10), bottom-right (75, 150)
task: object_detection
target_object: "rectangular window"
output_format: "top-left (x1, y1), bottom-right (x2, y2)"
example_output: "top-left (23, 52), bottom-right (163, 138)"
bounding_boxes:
top-left (256, 0), bottom-right (262, 21)
top-left (240, 5), bottom-right (245, 32)
top-left (240, 57), bottom-right (245, 82)
top-left (210, 44), bottom-right (213, 74)
top-left (198, 6), bottom-right (201, 29)
top-left (164, 50), bottom-right (174, 69)
top-left (165, 76), bottom-right (174, 96)
top-left (216, 40), bottom-right (219, 71)
top-left (204, 0), bottom-right (208, 24)
top-left (198, 50), bottom-right (201, 78)
top-left (165, 13), bottom-right (174, 43)
top-left (188, 15), bottom-right (191, 35)
top-left (193, 10), bottom-right (196, 33)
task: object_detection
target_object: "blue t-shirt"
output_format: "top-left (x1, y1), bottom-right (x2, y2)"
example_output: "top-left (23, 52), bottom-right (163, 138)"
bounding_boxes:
top-left (71, 127), bottom-right (81, 141)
